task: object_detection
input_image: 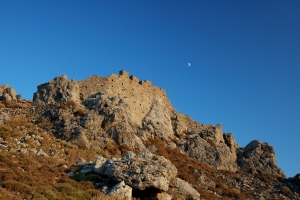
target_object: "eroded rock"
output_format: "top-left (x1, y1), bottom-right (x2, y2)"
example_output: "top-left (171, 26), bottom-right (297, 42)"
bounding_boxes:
top-left (108, 181), bottom-right (132, 200)
top-left (169, 178), bottom-right (200, 199)
top-left (0, 85), bottom-right (17, 101)
top-left (33, 74), bottom-right (80, 106)
top-left (94, 151), bottom-right (177, 191)
top-left (237, 140), bottom-right (285, 177)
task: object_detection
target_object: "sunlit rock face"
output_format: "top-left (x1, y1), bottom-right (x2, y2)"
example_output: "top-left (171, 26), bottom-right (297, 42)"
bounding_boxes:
top-left (237, 140), bottom-right (285, 178)
top-left (29, 70), bottom-right (284, 176)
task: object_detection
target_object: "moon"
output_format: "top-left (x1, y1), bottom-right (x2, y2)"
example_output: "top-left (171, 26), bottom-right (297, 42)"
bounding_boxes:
top-left (188, 63), bottom-right (191, 66)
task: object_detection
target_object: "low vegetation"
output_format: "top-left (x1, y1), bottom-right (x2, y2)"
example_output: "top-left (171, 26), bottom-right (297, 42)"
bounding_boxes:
top-left (0, 100), bottom-right (32, 109)
top-left (0, 104), bottom-right (298, 199)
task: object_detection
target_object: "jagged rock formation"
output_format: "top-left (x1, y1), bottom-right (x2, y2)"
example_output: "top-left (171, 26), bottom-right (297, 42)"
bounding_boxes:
top-left (237, 140), bottom-right (285, 177)
top-left (33, 75), bottom-right (80, 106)
top-left (30, 71), bottom-right (241, 172)
top-left (0, 70), bottom-right (299, 199)
top-left (0, 70), bottom-right (284, 176)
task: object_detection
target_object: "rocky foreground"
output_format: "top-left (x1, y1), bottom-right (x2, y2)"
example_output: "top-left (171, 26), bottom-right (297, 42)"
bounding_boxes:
top-left (0, 70), bottom-right (299, 199)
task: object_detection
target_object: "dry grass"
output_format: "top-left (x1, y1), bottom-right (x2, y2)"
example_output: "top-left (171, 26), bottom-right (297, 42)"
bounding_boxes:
top-left (74, 109), bottom-right (85, 117)
top-left (59, 99), bottom-right (78, 109)
top-left (281, 186), bottom-right (293, 197)
top-left (6, 103), bottom-right (27, 109)
top-left (1, 100), bottom-right (12, 106)
top-left (1, 100), bottom-right (29, 109)
top-left (254, 173), bottom-right (278, 185)
top-left (104, 138), bottom-right (121, 156)
top-left (5, 115), bottom-right (34, 128)
top-left (0, 187), bottom-right (13, 197)
top-left (0, 147), bottom-right (101, 199)
top-left (0, 125), bottom-right (12, 140)
top-left (91, 192), bottom-right (124, 200)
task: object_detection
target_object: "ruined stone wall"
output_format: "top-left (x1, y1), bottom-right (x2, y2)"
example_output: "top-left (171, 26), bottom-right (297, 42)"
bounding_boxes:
top-left (78, 70), bottom-right (172, 125)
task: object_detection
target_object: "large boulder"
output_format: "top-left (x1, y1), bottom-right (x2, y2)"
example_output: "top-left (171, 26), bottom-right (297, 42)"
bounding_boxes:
top-left (237, 140), bottom-right (285, 177)
top-left (169, 178), bottom-right (200, 199)
top-left (0, 85), bottom-right (17, 101)
top-left (94, 151), bottom-right (177, 191)
top-left (33, 75), bottom-right (80, 106)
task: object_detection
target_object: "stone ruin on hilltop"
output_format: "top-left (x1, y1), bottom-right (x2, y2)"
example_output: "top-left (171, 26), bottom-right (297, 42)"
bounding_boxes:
top-left (1, 70), bottom-right (285, 178)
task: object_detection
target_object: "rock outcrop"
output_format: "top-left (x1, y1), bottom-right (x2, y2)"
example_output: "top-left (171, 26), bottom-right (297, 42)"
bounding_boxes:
top-left (33, 74), bottom-right (80, 106)
top-left (0, 84), bottom-right (17, 101)
top-left (237, 140), bottom-right (285, 177)
top-left (0, 70), bottom-right (284, 177)
top-left (1, 70), bottom-right (297, 199)
top-left (92, 151), bottom-right (177, 191)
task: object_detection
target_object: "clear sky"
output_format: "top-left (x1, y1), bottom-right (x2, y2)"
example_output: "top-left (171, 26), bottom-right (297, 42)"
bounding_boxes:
top-left (1, 1), bottom-right (299, 178)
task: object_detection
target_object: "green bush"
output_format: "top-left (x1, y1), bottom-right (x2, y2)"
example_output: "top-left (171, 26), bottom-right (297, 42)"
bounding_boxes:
top-left (42, 188), bottom-right (57, 200)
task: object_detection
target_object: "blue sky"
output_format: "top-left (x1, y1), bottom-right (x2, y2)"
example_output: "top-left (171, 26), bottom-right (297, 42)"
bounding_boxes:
top-left (1, 1), bottom-right (299, 178)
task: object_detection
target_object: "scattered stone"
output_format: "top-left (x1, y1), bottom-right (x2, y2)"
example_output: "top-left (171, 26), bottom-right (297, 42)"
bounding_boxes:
top-left (108, 181), bottom-right (132, 200)
top-left (156, 192), bottom-right (172, 200)
top-left (36, 149), bottom-right (49, 158)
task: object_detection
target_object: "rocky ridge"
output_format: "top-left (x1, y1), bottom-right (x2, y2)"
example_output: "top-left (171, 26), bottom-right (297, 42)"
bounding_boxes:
top-left (0, 70), bottom-right (298, 200)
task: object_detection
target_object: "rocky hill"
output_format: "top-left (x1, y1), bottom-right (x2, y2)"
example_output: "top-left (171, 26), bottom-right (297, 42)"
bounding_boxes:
top-left (0, 70), bottom-right (299, 200)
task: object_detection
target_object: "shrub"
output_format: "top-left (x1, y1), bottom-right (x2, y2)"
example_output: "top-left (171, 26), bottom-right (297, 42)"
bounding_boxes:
top-left (104, 139), bottom-right (121, 156)
top-left (2, 100), bottom-right (11, 106)
top-left (5, 115), bottom-right (33, 128)
top-left (3, 180), bottom-right (33, 195)
top-left (65, 99), bottom-right (78, 107)
top-left (0, 125), bottom-right (12, 140)
top-left (60, 99), bottom-right (78, 109)
top-left (281, 186), bottom-right (293, 197)
top-left (0, 187), bottom-right (12, 197)
top-left (7, 103), bottom-right (27, 109)
top-left (74, 109), bottom-right (85, 117)
top-left (71, 173), bottom-right (101, 183)
top-left (11, 130), bottom-right (23, 138)
top-left (91, 192), bottom-right (124, 200)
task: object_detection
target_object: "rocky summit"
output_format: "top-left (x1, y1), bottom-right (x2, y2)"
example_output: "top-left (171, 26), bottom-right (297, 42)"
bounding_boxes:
top-left (0, 70), bottom-right (299, 200)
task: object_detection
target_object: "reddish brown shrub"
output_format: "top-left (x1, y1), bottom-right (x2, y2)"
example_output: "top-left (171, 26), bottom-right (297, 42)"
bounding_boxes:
top-left (281, 186), bottom-right (293, 197)
top-left (2, 100), bottom-right (11, 106)
top-left (5, 115), bottom-right (33, 128)
top-left (104, 139), bottom-right (121, 156)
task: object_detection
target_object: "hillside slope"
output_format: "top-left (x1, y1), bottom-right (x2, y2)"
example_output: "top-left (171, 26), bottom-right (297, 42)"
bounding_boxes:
top-left (0, 70), bottom-right (299, 200)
